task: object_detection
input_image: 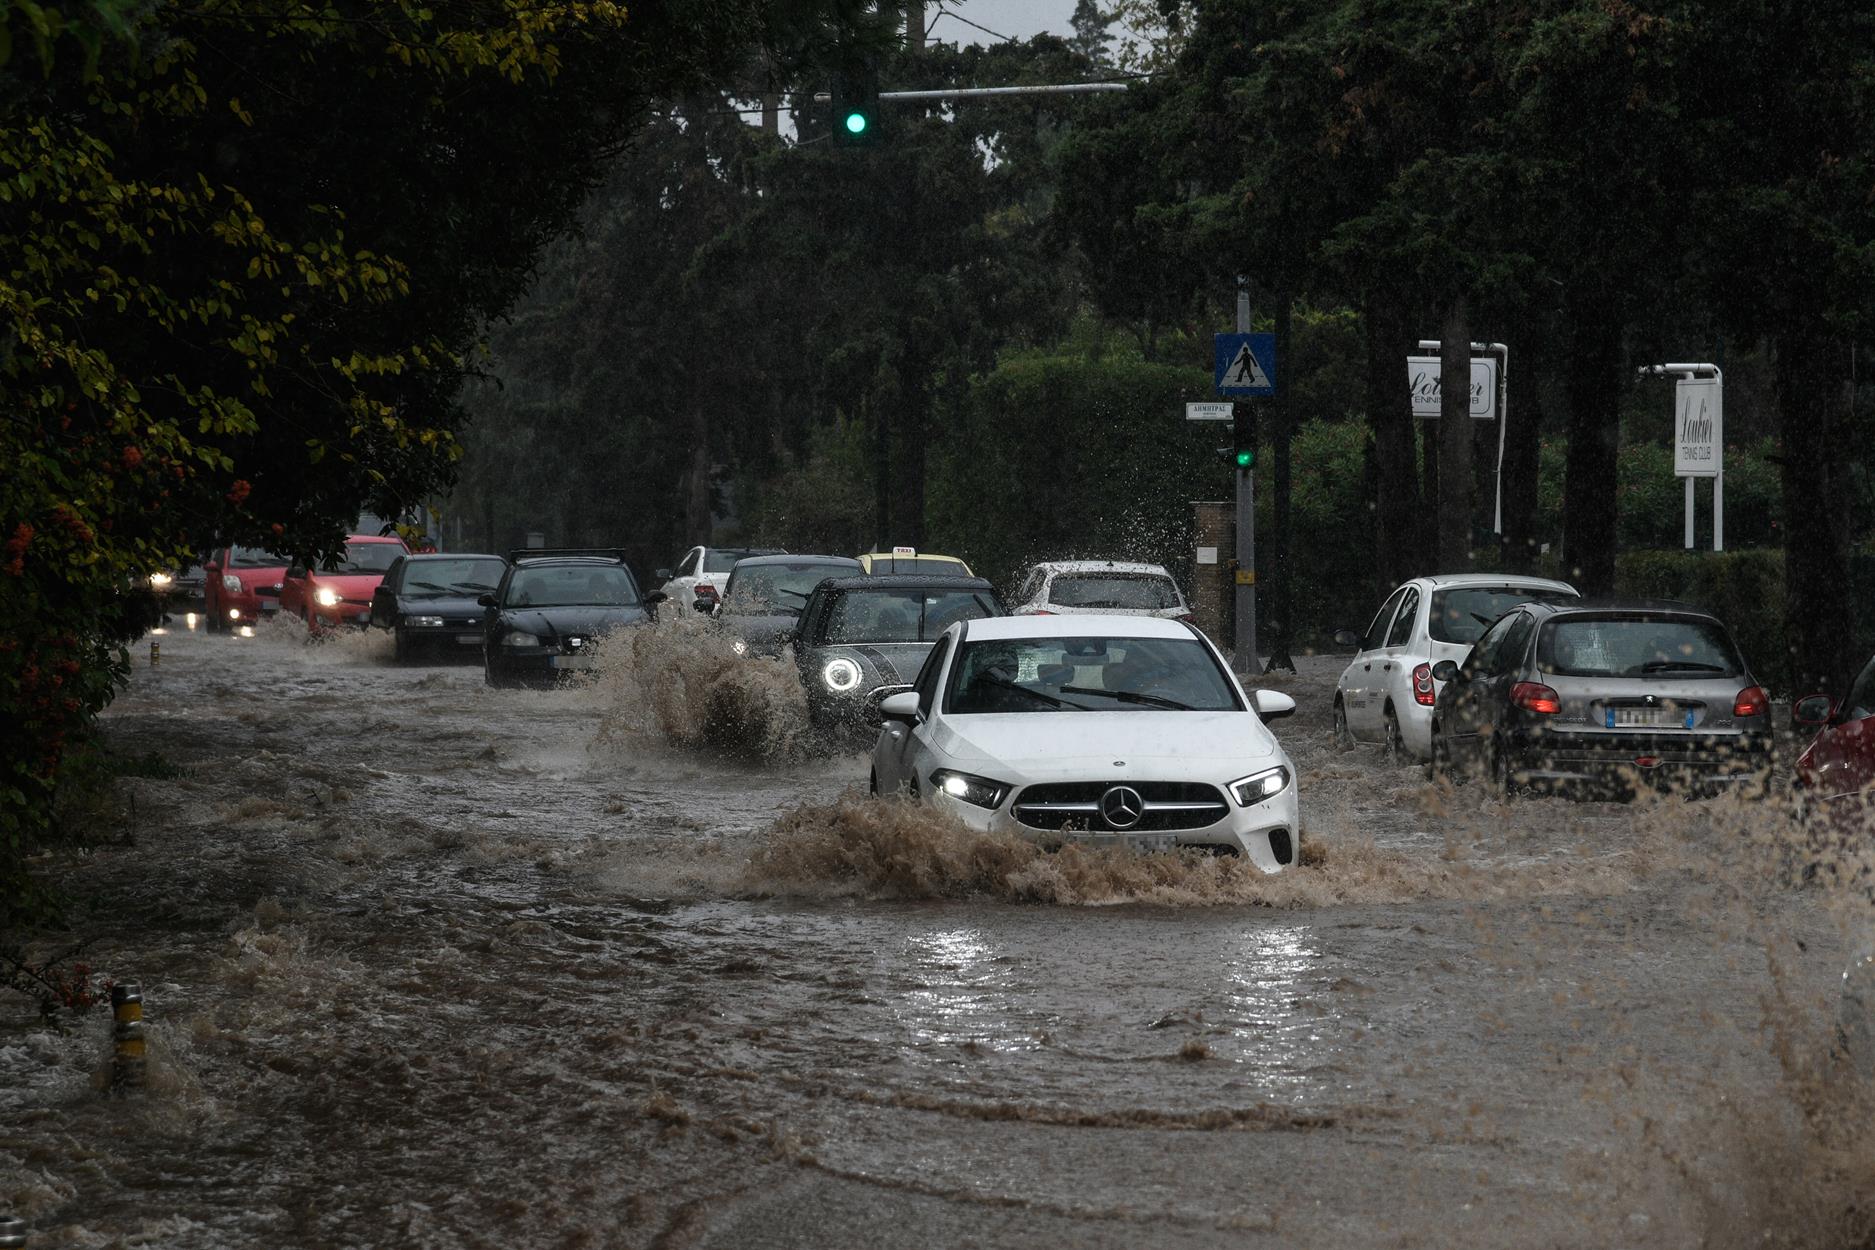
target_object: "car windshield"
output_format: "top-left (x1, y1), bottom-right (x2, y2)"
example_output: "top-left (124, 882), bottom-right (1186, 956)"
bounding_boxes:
top-left (505, 565), bottom-right (640, 608)
top-left (227, 546), bottom-right (281, 569)
top-left (946, 636), bottom-right (1240, 713)
top-left (1537, 616), bottom-right (1741, 678)
top-left (825, 588), bottom-right (995, 643)
top-left (704, 548), bottom-right (770, 573)
top-left (329, 542), bottom-right (404, 574)
top-left (723, 563), bottom-right (854, 616)
top-left (1430, 586), bottom-right (1574, 644)
top-left (403, 558), bottom-right (506, 597)
top-left (866, 557), bottom-right (967, 576)
top-left (1049, 573), bottom-right (1180, 610)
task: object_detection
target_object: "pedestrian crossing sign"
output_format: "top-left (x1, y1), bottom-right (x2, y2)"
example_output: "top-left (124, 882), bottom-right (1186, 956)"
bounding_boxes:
top-left (1215, 333), bottom-right (1276, 396)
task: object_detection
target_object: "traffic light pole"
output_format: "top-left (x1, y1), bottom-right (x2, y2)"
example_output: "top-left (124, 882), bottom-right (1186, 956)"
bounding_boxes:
top-left (1234, 281), bottom-right (1257, 674)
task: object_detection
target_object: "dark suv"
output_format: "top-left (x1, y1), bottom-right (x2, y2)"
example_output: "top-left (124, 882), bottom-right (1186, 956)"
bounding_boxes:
top-left (1429, 598), bottom-right (1773, 797)
top-left (481, 550), bottom-right (664, 687)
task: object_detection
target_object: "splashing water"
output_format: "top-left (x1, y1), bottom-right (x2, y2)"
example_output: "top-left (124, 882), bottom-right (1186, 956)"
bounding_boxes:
top-left (584, 618), bottom-right (819, 764)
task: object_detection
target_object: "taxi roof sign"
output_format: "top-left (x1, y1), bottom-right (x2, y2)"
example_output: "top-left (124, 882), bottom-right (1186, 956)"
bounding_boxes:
top-left (891, 545), bottom-right (917, 556)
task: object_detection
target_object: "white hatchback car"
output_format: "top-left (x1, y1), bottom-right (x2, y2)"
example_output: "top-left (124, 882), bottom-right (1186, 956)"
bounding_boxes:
top-left (870, 615), bottom-right (1301, 872)
top-left (1008, 560), bottom-right (1194, 621)
top-left (1332, 572), bottom-right (1579, 762)
top-left (656, 545), bottom-right (782, 614)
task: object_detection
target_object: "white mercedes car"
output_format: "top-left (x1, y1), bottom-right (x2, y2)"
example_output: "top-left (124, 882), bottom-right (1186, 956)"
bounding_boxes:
top-left (869, 615), bottom-right (1301, 872)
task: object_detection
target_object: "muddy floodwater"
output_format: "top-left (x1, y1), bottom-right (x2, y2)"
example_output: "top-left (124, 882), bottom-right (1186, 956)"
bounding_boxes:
top-left (5, 621), bottom-right (1874, 1248)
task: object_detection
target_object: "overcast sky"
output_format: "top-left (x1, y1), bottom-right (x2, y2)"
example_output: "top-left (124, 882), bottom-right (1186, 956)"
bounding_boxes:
top-left (923, 0), bottom-right (1082, 46)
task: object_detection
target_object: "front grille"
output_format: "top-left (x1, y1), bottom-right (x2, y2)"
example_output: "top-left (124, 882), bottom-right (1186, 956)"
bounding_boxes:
top-left (1012, 781), bottom-right (1228, 832)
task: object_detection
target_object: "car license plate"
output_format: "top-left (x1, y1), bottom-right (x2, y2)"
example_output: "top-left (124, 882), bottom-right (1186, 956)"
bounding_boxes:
top-left (1610, 707), bottom-right (1681, 729)
top-left (456, 634), bottom-right (482, 645)
top-left (552, 655), bottom-right (594, 670)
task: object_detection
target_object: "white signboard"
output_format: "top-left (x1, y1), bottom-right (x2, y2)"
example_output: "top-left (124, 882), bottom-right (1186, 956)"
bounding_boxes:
top-left (1185, 401), bottom-right (1234, 422)
top-left (1195, 546), bottom-right (1219, 565)
top-left (1673, 377), bottom-right (1721, 478)
top-left (1407, 357), bottom-right (1500, 419)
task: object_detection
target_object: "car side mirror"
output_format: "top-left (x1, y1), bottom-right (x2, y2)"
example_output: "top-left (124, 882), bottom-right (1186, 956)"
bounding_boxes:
top-left (1333, 629), bottom-right (1361, 650)
top-left (1793, 694), bottom-right (1835, 730)
top-left (1251, 689), bottom-right (1296, 720)
top-left (656, 568), bottom-right (672, 581)
top-left (477, 594), bottom-right (497, 609)
top-left (1431, 660), bottom-right (1460, 683)
top-left (878, 689), bottom-right (921, 724)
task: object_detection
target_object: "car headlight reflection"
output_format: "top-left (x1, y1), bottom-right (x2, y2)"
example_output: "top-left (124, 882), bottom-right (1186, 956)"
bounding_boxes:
top-left (929, 769), bottom-right (1009, 810)
top-left (409, 615), bottom-right (446, 628)
top-left (502, 630), bottom-right (540, 648)
top-left (221, 574), bottom-right (243, 593)
top-left (314, 586), bottom-right (341, 607)
top-left (148, 572), bottom-right (174, 588)
top-left (1227, 765), bottom-right (1291, 806)
top-left (822, 657), bottom-right (862, 692)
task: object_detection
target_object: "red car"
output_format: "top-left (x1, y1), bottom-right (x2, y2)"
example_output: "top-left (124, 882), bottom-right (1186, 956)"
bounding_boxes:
top-left (203, 545), bottom-right (289, 632)
top-left (1792, 653), bottom-right (1875, 828)
top-left (279, 534), bottom-right (410, 631)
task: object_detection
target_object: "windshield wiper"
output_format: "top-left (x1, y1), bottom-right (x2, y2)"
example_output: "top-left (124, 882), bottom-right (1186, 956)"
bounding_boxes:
top-left (1638, 660), bottom-right (1728, 674)
top-left (1060, 685), bottom-right (1193, 710)
top-left (974, 675), bottom-right (1089, 710)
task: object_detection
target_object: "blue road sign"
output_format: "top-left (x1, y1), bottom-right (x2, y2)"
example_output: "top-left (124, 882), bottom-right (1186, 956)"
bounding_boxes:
top-left (1215, 333), bottom-right (1277, 396)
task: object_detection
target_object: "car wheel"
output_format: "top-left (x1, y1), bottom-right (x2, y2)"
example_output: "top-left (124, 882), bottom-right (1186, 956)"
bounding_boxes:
top-left (1332, 698), bottom-right (1354, 750)
top-left (1382, 708), bottom-right (1404, 767)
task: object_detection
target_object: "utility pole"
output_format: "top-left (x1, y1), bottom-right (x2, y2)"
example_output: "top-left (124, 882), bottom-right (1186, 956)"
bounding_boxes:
top-left (1233, 278), bottom-right (1257, 673)
top-left (1265, 293), bottom-right (1295, 674)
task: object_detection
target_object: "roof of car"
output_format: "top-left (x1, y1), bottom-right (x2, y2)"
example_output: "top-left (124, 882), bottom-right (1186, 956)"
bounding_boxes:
top-left (1030, 560), bottom-right (1172, 577)
top-left (1529, 596), bottom-right (1711, 618)
top-left (731, 554), bottom-right (861, 570)
top-left (959, 614), bottom-right (1193, 641)
top-left (1409, 572), bottom-right (1579, 592)
top-left (345, 533), bottom-right (407, 544)
top-left (708, 546), bottom-right (784, 556)
top-left (511, 554), bottom-right (631, 567)
top-left (817, 574), bottom-right (994, 592)
top-left (402, 551), bottom-right (504, 561)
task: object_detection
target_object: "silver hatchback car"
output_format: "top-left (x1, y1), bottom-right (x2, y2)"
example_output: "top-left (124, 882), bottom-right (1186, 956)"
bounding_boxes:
top-left (1429, 599), bottom-right (1774, 796)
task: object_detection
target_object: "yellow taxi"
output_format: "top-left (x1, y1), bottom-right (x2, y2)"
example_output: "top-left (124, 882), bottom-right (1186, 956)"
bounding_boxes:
top-left (855, 546), bottom-right (973, 576)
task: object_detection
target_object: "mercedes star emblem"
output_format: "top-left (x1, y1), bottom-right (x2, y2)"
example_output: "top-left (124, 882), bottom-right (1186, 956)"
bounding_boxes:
top-left (1100, 785), bottom-right (1145, 830)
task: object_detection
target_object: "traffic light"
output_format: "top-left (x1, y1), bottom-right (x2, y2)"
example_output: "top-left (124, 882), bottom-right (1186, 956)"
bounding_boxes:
top-left (1215, 446), bottom-right (1256, 470)
top-left (831, 68), bottom-right (879, 146)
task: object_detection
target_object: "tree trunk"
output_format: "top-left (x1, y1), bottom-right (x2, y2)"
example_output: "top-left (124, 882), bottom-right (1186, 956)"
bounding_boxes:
top-left (1437, 297), bottom-right (1473, 571)
top-left (1421, 419), bottom-right (1440, 565)
top-left (1561, 312), bottom-right (1621, 594)
top-left (1364, 293), bottom-right (1419, 594)
top-left (1499, 311), bottom-right (1544, 572)
top-left (1267, 294), bottom-right (1295, 672)
top-left (1775, 331), bottom-right (1857, 695)
top-left (891, 346), bottom-right (927, 547)
top-left (684, 387), bottom-right (711, 543)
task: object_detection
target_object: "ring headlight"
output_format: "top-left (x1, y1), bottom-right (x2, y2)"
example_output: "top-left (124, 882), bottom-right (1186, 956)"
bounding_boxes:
top-left (822, 657), bottom-right (862, 692)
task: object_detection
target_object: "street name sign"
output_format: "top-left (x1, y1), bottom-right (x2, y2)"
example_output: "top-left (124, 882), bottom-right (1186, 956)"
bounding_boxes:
top-left (1185, 401), bottom-right (1234, 422)
top-left (1215, 333), bottom-right (1276, 396)
top-left (1407, 356), bottom-right (1499, 419)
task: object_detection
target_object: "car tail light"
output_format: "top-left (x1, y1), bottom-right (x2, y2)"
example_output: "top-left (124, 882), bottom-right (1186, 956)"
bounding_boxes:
top-left (1733, 686), bottom-right (1768, 718)
top-left (1511, 682), bottom-right (1561, 715)
top-left (1412, 662), bottom-right (1436, 706)
top-left (1031, 609), bottom-right (1055, 615)
top-left (1175, 612), bottom-right (1196, 624)
top-left (1635, 755), bottom-right (1662, 768)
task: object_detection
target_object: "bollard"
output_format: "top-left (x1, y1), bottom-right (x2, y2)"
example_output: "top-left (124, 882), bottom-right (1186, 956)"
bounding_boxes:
top-left (0, 1214), bottom-right (26, 1248)
top-left (111, 983), bottom-right (145, 1089)
top-left (149, 639), bottom-right (160, 667)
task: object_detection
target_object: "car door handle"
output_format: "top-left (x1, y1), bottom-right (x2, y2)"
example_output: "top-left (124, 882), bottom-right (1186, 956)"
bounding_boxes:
top-left (1382, 663), bottom-right (1393, 671)
top-left (1363, 663), bottom-right (1371, 671)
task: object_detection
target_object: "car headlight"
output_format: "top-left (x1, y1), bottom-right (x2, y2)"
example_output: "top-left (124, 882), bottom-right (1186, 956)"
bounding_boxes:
top-left (1227, 765), bottom-right (1292, 806)
top-left (409, 615), bottom-right (445, 628)
top-left (221, 574), bottom-right (243, 593)
top-left (822, 657), bottom-right (862, 692)
top-left (148, 572), bottom-right (174, 589)
top-left (731, 638), bottom-right (749, 657)
top-left (314, 587), bottom-right (341, 607)
top-left (929, 769), bottom-right (1010, 810)
top-left (502, 630), bottom-right (540, 648)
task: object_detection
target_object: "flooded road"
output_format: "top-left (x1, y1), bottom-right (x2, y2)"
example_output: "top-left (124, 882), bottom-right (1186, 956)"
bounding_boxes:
top-left (3, 622), bottom-right (1870, 1247)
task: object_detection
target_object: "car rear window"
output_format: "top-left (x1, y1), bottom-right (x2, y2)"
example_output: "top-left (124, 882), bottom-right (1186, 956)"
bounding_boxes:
top-left (825, 588), bottom-right (996, 642)
top-left (704, 549), bottom-right (769, 573)
top-left (1430, 586), bottom-right (1575, 644)
top-left (723, 563), bottom-right (855, 616)
top-left (1048, 574), bottom-right (1181, 611)
top-left (1537, 616), bottom-right (1742, 679)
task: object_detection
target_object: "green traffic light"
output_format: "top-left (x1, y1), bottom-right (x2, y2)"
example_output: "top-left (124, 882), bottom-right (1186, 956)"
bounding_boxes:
top-left (1235, 449), bottom-right (1254, 469)
top-left (844, 111), bottom-right (868, 135)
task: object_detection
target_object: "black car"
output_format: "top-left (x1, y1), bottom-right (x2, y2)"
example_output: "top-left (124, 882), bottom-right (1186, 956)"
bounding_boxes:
top-left (481, 549), bottom-right (664, 688)
top-left (1429, 598), bottom-right (1773, 797)
top-left (792, 574), bottom-right (1003, 736)
top-left (712, 554), bottom-right (863, 658)
top-left (370, 552), bottom-right (509, 661)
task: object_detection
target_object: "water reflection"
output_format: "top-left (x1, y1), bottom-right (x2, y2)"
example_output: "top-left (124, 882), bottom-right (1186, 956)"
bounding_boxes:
top-left (894, 924), bottom-right (1024, 1057)
top-left (1216, 923), bottom-right (1327, 1090)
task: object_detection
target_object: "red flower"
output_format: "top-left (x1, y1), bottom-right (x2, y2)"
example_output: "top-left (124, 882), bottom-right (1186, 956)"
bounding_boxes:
top-left (226, 479), bottom-right (252, 505)
top-left (122, 446), bottom-right (143, 469)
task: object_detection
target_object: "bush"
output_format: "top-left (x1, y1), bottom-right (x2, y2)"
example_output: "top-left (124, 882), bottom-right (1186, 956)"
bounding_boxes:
top-left (1614, 548), bottom-right (1791, 692)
